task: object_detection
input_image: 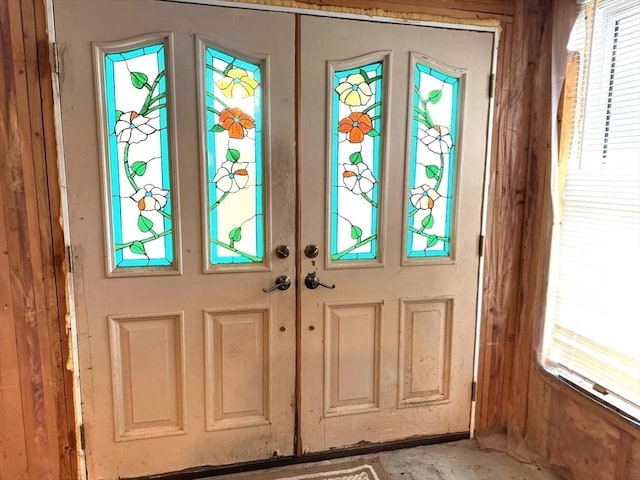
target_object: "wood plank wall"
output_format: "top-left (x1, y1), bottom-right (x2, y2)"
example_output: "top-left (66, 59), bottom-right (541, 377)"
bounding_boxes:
top-left (0, 0), bottom-right (75, 478)
top-left (1, 0), bottom-right (637, 479)
top-left (507, 1), bottom-right (640, 479)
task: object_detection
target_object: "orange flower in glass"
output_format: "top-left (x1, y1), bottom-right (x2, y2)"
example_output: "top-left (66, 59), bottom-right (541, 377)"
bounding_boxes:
top-left (338, 112), bottom-right (373, 143)
top-left (219, 107), bottom-right (255, 139)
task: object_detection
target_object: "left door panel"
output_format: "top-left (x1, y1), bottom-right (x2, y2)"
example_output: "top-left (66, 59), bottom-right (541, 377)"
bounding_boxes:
top-left (54, 1), bottom-right (296, 477)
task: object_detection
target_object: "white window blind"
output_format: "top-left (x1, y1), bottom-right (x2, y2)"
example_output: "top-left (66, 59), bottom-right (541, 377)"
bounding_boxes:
top-left (545, 0), bottom-right (640, 414)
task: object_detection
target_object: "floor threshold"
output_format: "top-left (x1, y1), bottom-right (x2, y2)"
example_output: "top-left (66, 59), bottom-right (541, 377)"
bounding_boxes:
top-left (127, 432), bottom-right (470, 480)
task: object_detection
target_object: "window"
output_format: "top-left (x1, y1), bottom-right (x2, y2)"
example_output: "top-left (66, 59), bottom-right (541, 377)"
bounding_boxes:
top-left (543, 0), bottom-right (640, 421)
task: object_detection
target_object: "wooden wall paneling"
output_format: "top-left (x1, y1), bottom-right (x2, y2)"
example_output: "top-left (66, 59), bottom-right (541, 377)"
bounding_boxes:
top-left (507, 2), bottom-right (640, 478)
top-left (625, 436), bottom-right (640, 479)
top-left (288, 0), bottom-right (514, 22)
top-left (547, 388), bottom-right (621, 479)
top-left (32, 0), bottom-right (78, 474)
top-left (1, 0), bottom-right (58, 477)
top-left (503, 0), bottom-right (553, 451)
top-left (0, 200), bottom-right (30, 480)
top-left (535, 381), bottom-right (640, 480)
top-left (475, 20), bottom-right (516, 432)
top-left (475, 0), bottom-right (539, 430)
top-left (0, 0), bottom-right (74, 478)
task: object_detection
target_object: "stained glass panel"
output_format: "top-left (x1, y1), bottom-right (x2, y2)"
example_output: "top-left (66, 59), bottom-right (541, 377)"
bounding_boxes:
top-left (406, 62), bottom-right (459, 258)
top-left (204, 47), bottom-right (264, 265)
top-left (103, 42), bottom-right (175, 269)
top-left (330, 62), bottom-right (384, 262)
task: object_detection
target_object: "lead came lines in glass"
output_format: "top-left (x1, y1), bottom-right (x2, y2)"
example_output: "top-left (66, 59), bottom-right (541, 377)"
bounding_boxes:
top-left (205, 47), bottom-right (265, 265)
top-left (103, 42), bottom-right (175, 269)
top-left (406, 62), bottom-right (459, 258)
top-left (331, 63), bottom-right (384, 262)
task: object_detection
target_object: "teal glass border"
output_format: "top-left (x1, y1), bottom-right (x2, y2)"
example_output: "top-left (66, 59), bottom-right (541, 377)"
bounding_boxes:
top-left (330, 62), bottom-right (383, 261)
top-left (205, 47), bottom-right (264, 264)
top-left (104, 43), bottom-right (174, 268)
top-left (406, 63), bottom-right (459, 258)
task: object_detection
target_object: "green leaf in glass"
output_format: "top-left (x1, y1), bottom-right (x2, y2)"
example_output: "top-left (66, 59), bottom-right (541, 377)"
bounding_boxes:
top-left (368, 129), bottom-right (380, 137)
top-left (229, 227), bottom-right (242, 247)
top-left (428, 89), bottom-right (442, 104)
top-left (211, 124), bottom-right (225, 133)
top-left (115, 109), bottom-right (123, 120)
top-left (349, 152), bottom-right (363, 165)
top-left (351, 225), bottom-right (363, 240)
top-left (359, 69), bottom-right (370, 82)
top-left (426, 165), bottom-right (440, 179)
top-left (137, 215), bottom-right (154, 233)
top-left (226, 148), bottom-right (241, 162)
top-left (131, 161), bottom-right (147, 176)
top-left (422, 214), bottom-right (434, 229)
top-left (130, 71), bottom-right (149, 89)
top-left (426, 235), bottom-right (439, 248)
top-left (130, 241), bottom-right (146, 255)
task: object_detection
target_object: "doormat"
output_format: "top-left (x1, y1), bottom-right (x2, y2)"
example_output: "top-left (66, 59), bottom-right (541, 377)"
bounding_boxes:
top-left (227, 459), bottom-right (391, 480)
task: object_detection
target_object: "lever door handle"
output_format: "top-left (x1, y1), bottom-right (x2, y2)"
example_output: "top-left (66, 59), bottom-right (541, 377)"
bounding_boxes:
top-left (304, 272), bottom-right (335, 290)
top-left (263, 275), bottom-right (291, 293)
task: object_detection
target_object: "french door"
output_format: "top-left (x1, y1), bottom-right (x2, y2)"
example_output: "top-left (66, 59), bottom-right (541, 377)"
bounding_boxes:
top-left (298, 16), bottom-right (492, 452)
top-left (54, 0), bottom-right (493, 478)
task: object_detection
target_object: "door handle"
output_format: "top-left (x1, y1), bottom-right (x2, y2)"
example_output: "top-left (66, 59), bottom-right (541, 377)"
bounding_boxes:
top-left (262, 275), bottom-right (292, 293)
top-left (304, 272), bottom-right (335, 290)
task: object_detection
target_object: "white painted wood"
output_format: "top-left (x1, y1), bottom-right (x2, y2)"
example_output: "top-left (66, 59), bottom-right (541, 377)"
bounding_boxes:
top-left (205, 308), bottom-right (271, 430)
top-left (109, 313), bottom-right (186, 441)
top-left (324, 302), bottom-right (382, 416)
top-left (56, 0), bottom-right (494, 474)
top-left (54, 1), bottom-right (296, 477)
top-left (299, 16), bottom-right (493, 452)
top-left (398, 299), bottom-right (453, 406)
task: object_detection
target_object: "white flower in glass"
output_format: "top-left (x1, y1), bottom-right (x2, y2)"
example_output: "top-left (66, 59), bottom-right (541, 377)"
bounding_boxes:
top-left (212, 161), bottom-right (250, 193)
top-left (410, 185), bottom-right (441, 211)
top-left (342, 162), bottom-right (376, 194)
top-left (115, 111), bottom-right (156, 144)
top-left (420, 125), bottom-right (453, 154)
top-left (131, 184), bottom-right (169, 211)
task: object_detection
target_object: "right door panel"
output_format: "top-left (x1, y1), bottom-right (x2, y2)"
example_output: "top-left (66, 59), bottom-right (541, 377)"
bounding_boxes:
top-left (299, 16), bottom-right (493, 452)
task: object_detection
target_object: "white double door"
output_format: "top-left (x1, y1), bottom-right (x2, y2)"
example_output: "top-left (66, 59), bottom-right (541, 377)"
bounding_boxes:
top-left (55, 1), bottom-right (493, 478)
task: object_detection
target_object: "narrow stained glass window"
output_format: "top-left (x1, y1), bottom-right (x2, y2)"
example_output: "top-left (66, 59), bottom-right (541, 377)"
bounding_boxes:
top-left (330, 62), bottom-right (384, 262)
top-left (204, 47), bottom-right (264, 265)
top-left (406, 62), bottom-right (460, 258)
top-left (103, 42), bottom-right (175, 269)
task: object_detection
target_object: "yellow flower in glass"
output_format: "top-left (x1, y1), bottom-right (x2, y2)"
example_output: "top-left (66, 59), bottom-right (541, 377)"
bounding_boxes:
top-left (216, 67), bottom-right (259, 98)
top-left (335, 73), bottom-right (373, 106)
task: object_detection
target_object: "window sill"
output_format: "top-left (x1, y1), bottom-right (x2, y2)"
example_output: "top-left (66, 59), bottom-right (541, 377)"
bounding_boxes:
top-left (539, 365), bottom-right (640, 432)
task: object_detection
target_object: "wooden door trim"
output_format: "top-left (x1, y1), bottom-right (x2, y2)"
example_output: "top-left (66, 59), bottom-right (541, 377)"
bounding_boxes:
top-left (163, 0), bottom-right (506, 27)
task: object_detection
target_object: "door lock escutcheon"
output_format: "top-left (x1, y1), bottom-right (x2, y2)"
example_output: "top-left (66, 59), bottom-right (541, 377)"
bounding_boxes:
top-left (263, 275), bottom-right (291, 293)
top-left (275, 245), bottom-right (290, 259)
top-left (304, 244), bottom-right (319, 258)
top-left (304, 272), bottom-right (335, 290)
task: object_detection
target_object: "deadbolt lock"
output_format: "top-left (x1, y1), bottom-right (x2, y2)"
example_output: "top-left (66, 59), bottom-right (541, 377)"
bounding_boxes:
top-left (304, 244), bottom-right (319, 258)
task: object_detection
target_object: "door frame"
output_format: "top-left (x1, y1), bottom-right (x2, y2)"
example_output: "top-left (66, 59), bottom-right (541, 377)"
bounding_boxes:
top-left (45, 0), bottom-right (500, 477)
